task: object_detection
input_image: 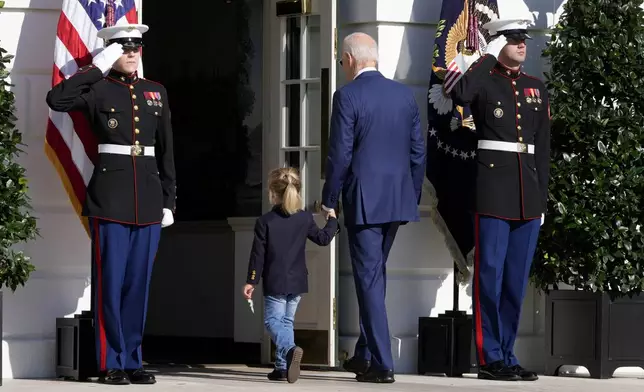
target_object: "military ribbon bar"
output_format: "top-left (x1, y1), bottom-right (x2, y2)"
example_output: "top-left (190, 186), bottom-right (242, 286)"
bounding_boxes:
top-left (144, 92), bottom-right (162, 100)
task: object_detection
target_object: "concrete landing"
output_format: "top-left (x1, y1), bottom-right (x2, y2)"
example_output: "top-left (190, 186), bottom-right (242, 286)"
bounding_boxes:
top-left (1, 365), bottom-right (643, 391)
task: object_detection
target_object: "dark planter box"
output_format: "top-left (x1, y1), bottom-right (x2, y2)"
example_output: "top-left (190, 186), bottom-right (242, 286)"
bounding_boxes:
top-left (55, 311), bottom-right (97, 381)
top-left (545, 289), bottom-right (644, 379)
top-left (417, 310), bottom-right (473, 377)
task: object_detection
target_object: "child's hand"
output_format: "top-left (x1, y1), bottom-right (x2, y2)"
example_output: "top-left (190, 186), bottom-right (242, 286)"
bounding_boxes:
top-left (243, 284), bottom-right (255, 299)
top-left (327, 209), bottom-right (336, 219)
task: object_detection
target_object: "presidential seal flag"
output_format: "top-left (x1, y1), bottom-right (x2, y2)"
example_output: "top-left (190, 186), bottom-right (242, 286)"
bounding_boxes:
top-left (425, 0), bottom-right (499, 279)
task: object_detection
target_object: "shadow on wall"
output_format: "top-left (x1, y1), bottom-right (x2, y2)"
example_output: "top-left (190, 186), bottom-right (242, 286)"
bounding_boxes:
top-left (4, 3), bottom-right (91, 378)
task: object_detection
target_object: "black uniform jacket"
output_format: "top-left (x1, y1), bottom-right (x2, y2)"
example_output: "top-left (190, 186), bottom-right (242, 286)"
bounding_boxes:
top-left (246, 206), bottom-right (339, 296)
top-left (46, 65), bottom-right (176, 225)
top-left (450, 55), bottom-right (551, 220)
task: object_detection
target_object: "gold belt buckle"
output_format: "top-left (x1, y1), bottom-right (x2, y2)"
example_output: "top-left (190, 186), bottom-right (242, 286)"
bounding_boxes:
top-left (518, 143), bottom-right (527, 153)
top-left (131, 145), bottom-right (142, 156)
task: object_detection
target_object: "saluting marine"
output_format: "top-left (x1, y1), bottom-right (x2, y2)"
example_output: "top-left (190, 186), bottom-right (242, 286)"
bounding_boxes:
top-left (46, 24), bottom-right (176, 385)
top-left (450, 0), bottom-right (550, 382)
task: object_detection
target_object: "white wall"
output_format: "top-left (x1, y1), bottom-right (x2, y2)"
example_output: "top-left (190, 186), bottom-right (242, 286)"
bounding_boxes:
top-left (335, 0), bottom-right (568, 373)
top-left (0, 0), bottom-right (92, 379)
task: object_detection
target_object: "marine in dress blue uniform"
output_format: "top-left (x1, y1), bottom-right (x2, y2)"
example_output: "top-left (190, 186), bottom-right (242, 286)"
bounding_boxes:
top-left (449, 0), bottom-right (550, 382)
top-left (46, 24), bottom-right (176, 385)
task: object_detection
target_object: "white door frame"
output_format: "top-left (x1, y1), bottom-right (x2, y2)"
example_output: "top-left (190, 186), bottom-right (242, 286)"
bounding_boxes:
top-left (261, 0), bottom-right (339, 367)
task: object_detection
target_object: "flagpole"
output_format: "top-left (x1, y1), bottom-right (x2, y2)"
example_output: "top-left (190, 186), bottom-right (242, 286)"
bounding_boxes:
top-left (453, 262), bottom-right (460, 313)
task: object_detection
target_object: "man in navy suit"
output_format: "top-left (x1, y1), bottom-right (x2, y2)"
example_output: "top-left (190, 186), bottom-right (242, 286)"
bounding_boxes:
top-left (322, 32), bottom-right (426, 383)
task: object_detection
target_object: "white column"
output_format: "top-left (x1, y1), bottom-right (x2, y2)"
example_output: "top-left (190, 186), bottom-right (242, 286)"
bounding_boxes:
top-left (336, 0), bottom-right (467, 374)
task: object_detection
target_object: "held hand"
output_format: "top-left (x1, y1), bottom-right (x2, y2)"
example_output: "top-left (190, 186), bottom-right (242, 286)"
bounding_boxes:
top-left (327, 209), bottom-right (337, 219)
top-left (541, 213), bottom-right (545, 226)
top-left (161, 208), bottom-right (174, 228)
top-left (483, 35), bottom-right (508, 59)
top-left (243, 284), bottom-right (255, 299)
top-left (321, 204), bottom-right (335, 220)
top-left (92, 43), bottom-right (124, 75)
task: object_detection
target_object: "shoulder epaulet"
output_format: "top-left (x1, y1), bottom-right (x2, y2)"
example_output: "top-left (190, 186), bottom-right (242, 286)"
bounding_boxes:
top-left (521, 72), bottom-right (544, 84)
top-left (77, 64), bottom-right (96, 74)
top-left (142, 78), bottom-right (165, 88)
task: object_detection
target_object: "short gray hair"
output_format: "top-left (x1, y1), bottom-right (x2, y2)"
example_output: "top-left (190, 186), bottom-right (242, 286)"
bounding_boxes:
top-left (342, 33), bottom-right (379, 65)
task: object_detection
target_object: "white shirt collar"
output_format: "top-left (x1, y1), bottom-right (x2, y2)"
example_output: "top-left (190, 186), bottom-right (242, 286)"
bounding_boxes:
top-left (354, 67), bottom-right (378, 80)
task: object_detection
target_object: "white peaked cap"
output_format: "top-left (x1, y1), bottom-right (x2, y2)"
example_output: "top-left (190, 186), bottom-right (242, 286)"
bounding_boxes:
top-left (97, 24), bottom-right (149, 41)
top-left (482, 0), bottom-right (534, 35)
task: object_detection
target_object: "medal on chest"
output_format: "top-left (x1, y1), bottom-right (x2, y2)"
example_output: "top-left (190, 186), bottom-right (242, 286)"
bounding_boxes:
top-left (524, 88), bottom-right (542, 104)
top-left (144, 91), bottom-right (163, 107)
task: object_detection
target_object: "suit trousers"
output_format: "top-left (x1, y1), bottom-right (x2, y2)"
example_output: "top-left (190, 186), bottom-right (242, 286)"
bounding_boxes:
top-left (90, 218), bottom-right (161, 371)
top-left (347, 222), bottom-right (400, 371)
top-left (472, 214), bottom-right (540, 367)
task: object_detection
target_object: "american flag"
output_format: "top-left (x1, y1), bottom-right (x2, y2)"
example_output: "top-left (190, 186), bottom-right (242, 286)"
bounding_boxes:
top-left (44, 0), bottom-right (139, 236)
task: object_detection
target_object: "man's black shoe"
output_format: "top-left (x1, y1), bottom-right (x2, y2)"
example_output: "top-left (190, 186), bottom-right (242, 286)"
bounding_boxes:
top-left (267, 369), bottom-right (287, 381)
top-left (477, 360), bottom-right (521, 381)
top-left (286, 346), bottom-right (303, 383)
top-left (342, 356), bottom-right (371, 375)
top-left (98, 369), bottom-right (130, 385)
top-left (125, 368), bottom-right (156, 384)
top-left (511, 365), bottom-right (539, 381)
top-left (356, 369), bottom-right (395, 383)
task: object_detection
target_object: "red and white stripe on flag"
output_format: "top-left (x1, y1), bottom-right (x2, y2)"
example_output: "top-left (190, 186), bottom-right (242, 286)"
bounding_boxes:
top-left (44, 0), bottom-right (139, 236)
top-left (443, 61), bottom-right (462, 93)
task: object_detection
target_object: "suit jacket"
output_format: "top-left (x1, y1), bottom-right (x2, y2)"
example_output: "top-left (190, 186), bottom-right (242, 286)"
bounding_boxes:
top-left (245, 206), bottom-right (339, 296)
top-left (46, 65), bottom-right (176, 225)
top-left (450, 55), bottom-right (551, 220)
top-left (322, 71), bottom-right (426, 226)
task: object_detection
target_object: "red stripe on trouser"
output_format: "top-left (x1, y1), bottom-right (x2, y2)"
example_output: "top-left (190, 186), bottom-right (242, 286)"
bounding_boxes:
top-left (473, 213), bottom-right (485, 365)
top-left (93, 219), bottom-right (108, 371)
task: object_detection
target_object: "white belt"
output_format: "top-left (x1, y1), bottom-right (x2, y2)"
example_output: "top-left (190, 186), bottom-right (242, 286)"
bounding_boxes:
top-left (478, 140), bottom-right (534, 154)
top-left (98, 144), bottom-right (155, 157)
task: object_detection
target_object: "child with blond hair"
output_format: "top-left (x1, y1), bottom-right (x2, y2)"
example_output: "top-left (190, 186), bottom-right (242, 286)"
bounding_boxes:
top-left (243, 167), bottom-right (338, 383)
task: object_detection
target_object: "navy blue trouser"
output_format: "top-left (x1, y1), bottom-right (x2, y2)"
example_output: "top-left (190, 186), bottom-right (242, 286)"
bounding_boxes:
top-left (90, 218), bottom-right (161, 371)
top-left (347, 222), bottom-right (400, 371)
top-left (472, 214), bottom-right (541, 367)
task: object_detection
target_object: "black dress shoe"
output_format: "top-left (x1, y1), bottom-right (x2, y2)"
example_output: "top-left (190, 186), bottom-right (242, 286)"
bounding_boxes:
top-left (511, 365), bottom-right (539, 381)
top-left (356, 369), bottom-right (395, 383)
top-left (126, 368), bottom-right (156, 384)
top-left (342, 356), bottom-right (371, 375)
top-left (477, 360), bottom-right (521, 381)
top-left (267, 369), bottom-right (287, 381)
top-left (286, 346), bottom-right (304, 383)
top-left (98, 369), bottom-right (130, 385)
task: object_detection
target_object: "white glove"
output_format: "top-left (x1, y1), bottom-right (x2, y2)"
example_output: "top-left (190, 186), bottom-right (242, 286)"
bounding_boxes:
top-left (541, 213), bottom-right (545, 226)
top-left (161, 208), bottom-right (174, 228)
top-left (92, 43), bottom-right (124, 75)
top-left (483, 35), bottom-right (508, 59)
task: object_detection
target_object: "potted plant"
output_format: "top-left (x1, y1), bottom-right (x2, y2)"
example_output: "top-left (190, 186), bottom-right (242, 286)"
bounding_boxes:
top-left (533, 0), bottom-right (644, 379)
top-left (0, 36), bottom-right (40, 384)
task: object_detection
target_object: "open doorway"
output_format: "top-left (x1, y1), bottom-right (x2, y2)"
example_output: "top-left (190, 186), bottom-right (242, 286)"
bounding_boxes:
top-left (141, 0), bottom-right (263, 219)
top-left (138, 0), bottom-right (264, 364)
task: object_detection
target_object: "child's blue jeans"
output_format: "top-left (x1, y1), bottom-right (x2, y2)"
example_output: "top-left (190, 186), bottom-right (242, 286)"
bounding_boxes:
top-left (264, 294), bottom-right (301, 370)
